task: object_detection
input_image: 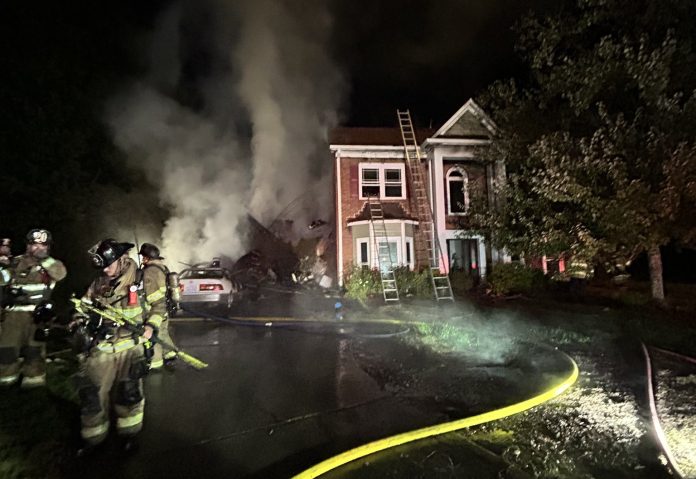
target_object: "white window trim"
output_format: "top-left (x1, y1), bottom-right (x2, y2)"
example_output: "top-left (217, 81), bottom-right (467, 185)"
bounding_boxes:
top-left (359, 163), bottom-right (406, 200)
top-left (446, 167), bottom-right (469, 215)
top-left (355, 234), bottom-right (414, 269)
top-left (356, 239), bottom-right (370, 266)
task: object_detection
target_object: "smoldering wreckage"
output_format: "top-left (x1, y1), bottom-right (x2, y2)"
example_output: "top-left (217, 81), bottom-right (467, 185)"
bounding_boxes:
top-left (203, 214), bottom-right (336, 304)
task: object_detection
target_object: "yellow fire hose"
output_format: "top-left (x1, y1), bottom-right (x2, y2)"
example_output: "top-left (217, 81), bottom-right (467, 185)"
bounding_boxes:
top-left (293, 353), bottom-right (579, 479)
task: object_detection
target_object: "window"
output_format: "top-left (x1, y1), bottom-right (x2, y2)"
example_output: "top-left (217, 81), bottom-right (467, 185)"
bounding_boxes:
top-left (359, 164), bottom-right (406, 199)
top-left (377, 240), bottom-right (399, 269)
top-left (447, 167), bottom-right (469, 214)
top-left (361, 168), bottom-right (380, 198)
top-left (355, 234), bottom-right (414, 270)
top-left (357, 239), bottom-right (369, 266)
top-left (384, 168), bottom-right (403, 197)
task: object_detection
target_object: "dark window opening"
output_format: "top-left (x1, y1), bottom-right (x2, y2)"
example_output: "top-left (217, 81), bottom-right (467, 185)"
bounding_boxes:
top-left (360, 242), bottom-right (368, 264)
top-left (384, 185), bottom-right (402, 197)
top-left (449, 180), bottom-right (466, 213)
top-left (362, 185), bottom-right (380, 197)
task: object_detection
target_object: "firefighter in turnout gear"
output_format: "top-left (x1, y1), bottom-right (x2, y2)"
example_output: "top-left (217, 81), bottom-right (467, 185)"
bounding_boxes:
top-left (0, 238), bottom-right (12, 327)
top-left (0, 238), bottom-right (11, 267)
top-left (0, 229), bottom-right (66, 387)
top-left (74, 239), bottom-right (155, 451)
top-left (138, 243), bottom-right (178, 370)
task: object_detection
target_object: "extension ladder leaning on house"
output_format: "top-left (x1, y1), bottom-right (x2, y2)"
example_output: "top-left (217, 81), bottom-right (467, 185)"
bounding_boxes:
top-left (367, 196), bottom-right (400, 302)
top-left (397, 110), bottom-right (454, 302)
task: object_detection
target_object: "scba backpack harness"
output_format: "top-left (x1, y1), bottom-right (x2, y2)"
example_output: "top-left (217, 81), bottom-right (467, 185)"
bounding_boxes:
top-left (137, 264), bottom-right (180, 316)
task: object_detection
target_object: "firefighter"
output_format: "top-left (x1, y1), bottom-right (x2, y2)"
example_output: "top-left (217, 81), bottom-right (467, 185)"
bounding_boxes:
top-left (0, 238), bottom-right (11, 325)
top-left (74, 239), bottom-right (155, 452)
top-left (0, 229), bottom-right (67, 387)
top-left (568, 257), bottom-right (592, 296)
top-left (0, 238), bottom-right (11, 267)
top-left (138, 242), bottom-right (178, 370)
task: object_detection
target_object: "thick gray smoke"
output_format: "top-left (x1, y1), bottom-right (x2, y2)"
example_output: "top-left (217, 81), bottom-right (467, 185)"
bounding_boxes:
top-left (107, 0), bottom-right (343, 264)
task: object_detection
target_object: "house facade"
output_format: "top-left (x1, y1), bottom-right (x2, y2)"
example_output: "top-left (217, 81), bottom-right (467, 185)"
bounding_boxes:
top-left (331, 99), bottom-right (508, 285)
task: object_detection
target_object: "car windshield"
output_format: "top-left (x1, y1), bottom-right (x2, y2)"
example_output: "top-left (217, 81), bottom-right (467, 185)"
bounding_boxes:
top-left (180, 268), bottom-right (226, 280)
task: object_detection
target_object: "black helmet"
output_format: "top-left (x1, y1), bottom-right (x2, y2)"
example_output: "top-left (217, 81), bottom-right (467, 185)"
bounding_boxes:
top-left (89, 239), bottom-right (134, 269)
top-left (139, 243), bottom-right (163, 260)
top-left (26, 229), bottom-right (52, 245)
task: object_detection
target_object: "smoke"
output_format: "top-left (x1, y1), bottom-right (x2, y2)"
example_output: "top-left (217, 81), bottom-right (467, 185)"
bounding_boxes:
top-left (106, 0), bottom-right (344, 264)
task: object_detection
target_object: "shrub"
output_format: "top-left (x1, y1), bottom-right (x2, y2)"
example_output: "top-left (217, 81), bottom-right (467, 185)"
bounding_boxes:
top-left (393, 266), bottom-right (432, 298)
top-left (488, 262), bottom-right (546, 296)
top-left (343, 265), bottom-right (381, 301)
top-left (449, 270), bottom-right (475, 296)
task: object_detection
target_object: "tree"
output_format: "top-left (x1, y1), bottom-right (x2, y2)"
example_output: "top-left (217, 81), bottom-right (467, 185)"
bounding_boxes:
top-left (474, 0), bottom-right (696, 301)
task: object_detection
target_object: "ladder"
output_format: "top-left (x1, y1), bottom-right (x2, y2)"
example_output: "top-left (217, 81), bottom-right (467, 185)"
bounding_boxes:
top-left (367, 196), bottom-right (400, 302)
top-left (397, 110), bottom-right (454, 302)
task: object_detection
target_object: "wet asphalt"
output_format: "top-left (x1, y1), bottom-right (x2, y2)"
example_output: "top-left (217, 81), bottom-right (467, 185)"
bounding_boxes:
top-left (62, 289), bottom-right (575, 479)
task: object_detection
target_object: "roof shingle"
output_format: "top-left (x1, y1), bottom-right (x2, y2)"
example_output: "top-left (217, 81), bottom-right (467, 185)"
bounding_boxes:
top-left (329, 127), bottom-right (435, 146)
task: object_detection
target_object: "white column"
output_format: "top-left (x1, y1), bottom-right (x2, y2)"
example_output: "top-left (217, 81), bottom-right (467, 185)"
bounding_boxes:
top-left (400, 221), bottom-right (406, 268)
top-left (478, 237), bottom-right (487, 278)
top-left (335, 151), bottom-right (344, 285)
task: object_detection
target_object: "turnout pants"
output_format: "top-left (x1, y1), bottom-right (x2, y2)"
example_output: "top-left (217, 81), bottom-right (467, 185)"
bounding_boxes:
top-left (78, 342), bottom-right (146, 446)
top-left (151, 319), bottom-right (177, 369)
top-left (0, 309), bottom-right (46, 387)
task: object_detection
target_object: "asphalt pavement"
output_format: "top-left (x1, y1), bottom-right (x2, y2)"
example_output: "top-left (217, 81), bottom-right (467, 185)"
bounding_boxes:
top-left (62, 287), bottom-right (575, 479)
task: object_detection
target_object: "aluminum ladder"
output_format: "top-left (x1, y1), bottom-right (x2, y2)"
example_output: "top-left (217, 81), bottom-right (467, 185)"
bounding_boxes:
top-left (367, 196), bottom-right (400, 302)
top-left (397, 110), bottom-right (454, 301)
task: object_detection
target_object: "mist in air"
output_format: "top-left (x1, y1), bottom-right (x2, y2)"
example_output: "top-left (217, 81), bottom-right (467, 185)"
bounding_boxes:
top-left (106, 0), bottom-right (344, 264)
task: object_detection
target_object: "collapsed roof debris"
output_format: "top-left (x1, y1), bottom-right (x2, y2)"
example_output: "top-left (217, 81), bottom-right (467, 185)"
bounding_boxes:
top-left (234, 214), bottom-right (335, 290)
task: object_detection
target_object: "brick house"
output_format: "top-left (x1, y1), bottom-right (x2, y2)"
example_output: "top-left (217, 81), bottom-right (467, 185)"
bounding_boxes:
top-left (330, 99), bottom-right (508, 285)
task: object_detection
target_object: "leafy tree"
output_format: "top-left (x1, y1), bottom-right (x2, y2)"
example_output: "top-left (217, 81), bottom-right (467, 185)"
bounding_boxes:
top-left (474, 0), bottom-right (696, 301)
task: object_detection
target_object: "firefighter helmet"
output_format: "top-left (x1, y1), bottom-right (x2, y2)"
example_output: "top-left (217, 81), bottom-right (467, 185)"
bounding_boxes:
top-left (90, 239), bottom-right (134, 269)
top-left (138, 243), bottom-right (164, 260)
top-left (26, 229), bottom-right (52, 245)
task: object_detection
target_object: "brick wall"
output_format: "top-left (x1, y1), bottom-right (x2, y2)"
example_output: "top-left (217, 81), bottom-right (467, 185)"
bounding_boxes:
top-left (338, 156), bottom-right (413, 273)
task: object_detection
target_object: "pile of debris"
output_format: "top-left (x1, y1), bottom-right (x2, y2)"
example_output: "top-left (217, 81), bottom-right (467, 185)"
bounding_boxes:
top-left (232, 214), bottom-right (335, 291)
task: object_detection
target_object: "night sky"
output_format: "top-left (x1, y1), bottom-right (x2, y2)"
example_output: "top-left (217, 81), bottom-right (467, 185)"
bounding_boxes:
top-left (1, 0), bottom-right (555, 130)
top-left (332, 0), bottom-right (556, 126)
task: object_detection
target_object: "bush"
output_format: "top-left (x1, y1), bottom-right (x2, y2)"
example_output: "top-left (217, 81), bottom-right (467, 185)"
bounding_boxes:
top-left (449, 270), bottom-right (475, 296)
top-left (343, 265), bottom-right (381, 301)
top-left (393, 266), bottom-right (432, 298)
top-left (488, 262), bottom-right (546, 296)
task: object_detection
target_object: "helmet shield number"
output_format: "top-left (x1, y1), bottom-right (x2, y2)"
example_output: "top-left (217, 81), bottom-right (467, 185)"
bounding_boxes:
top-left (28, 229), bottom-right (50, 244)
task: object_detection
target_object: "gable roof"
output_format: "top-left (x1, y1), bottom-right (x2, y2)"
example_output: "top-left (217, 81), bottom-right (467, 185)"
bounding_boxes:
top-left (432, 99), bottom-right (497, 139)
top-left (329, 127), bottom-right (435, 146)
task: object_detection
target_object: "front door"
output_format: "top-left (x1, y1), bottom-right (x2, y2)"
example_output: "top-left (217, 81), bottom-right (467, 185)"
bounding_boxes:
top-left (447, 239), bottom-right (479, 277)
